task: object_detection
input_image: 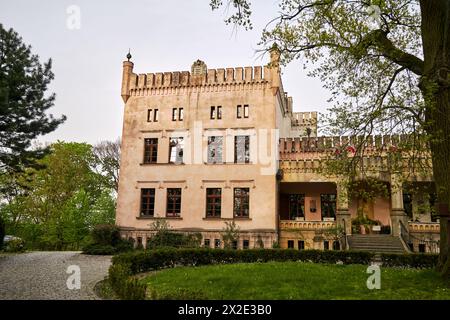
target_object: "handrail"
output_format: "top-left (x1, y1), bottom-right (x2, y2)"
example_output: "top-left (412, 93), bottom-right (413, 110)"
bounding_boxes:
top-left (399, 220), bottom-right (439, 254)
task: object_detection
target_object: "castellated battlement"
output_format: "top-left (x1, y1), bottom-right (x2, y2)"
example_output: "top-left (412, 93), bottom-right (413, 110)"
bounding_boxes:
top-left (129, 65), bottom-right (270, 90)
top-left (121, 58), bottom-right (279, 102)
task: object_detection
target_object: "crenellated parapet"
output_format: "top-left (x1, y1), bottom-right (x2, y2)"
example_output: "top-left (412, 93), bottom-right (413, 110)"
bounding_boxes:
top-left (279, 134), bottom-right (429, 155)
top-left (121, 58), bottom-right (278, 100)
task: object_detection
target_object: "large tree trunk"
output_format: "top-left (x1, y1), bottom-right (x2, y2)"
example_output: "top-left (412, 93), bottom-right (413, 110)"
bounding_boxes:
top-left (420, 0), bottom-right (450, 277)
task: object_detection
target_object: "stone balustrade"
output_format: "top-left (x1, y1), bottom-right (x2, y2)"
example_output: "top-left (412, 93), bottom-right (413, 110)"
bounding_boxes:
top-left (408, 222), bottom-right (440, 233)
top-left (279, 220), bottom-right (336, 230)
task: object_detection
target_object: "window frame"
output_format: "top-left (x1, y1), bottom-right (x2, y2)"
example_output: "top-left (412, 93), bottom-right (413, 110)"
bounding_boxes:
top-left (217, 106), bottom-right (222, 119)
top-left (166, 188), bottom-right (182, 217)
top-left (206, 188), bottom-right (222, 218)
top-left (243, 104), bottom-right (249, 118)
top-left (236, 105), bottom-right (242, 118)
top-left (172, 108), bottom-right (177, 121)
top-left (233, 187), bottom-right (250, 218)
top-left (140, 188), bottom-right (155, 216)
top-left (168, 137), bottom-right (184, 164)
top-left (320, 194), bottom-right (337, 219)
top-left (143, 138), bottom-right (158, 164)
top-left (147, 109), bottom-right (158, 122)
top-left (178, 107), bottom-right (183, 121)
top-left (207, 136), bottom-right (223, 164)
top-left (234, 135), bottom-right (250, 164)
top-left (210, 106), bottom-right (216, 119)
top-left (288, 194), bottom-right (305, 220)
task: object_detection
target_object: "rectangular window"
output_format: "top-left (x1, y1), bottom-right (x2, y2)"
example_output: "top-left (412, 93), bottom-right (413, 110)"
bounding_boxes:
top-left (206, 188), bottom-right (221, 218)
top-left (234, 188), bottom-right (249, 218)
top-left (143, 138), bottom-right (158, 164)
top-left (214, 239), bottom-right (221, 249)
top-left (147, 109), bottom-right (158, 122)
top-left (298, 240), bottom-right (305, 250)
top-left (210, 106), bottom-right (216, 119)
top-left (140, 188), bottom-right (155, 216)
top-left (324, 241), bottom-right (330, 250)
top-left (243, 239), bottom-right (249, 249)
top-left (179, 108), bottom-right (183, 121)
top-left (287, 240), bottom-right (294, 249)
top-left (419, 243), bottom-right (426, 253)
top-left (320, 194), bottom-right (336, 219)
top-left (217, 106), bottom-right (222, 119)
top-left (289, 194), bottom-right (305, 219)
top-left (237, 105), bottom-right (242, 118)
top-left (204, 239), bottom-right (210, 248)
top-left (169, 137), bottom-right (184, 164)
top-left (243, 104), bottom-right (249, 118)
top-left (166, 188), bottom-right (182, 217)
top-left (172, 108), bottom-right (177, 121)
top-left (207, 136), bottom-right (223, 163)
top-left (234, 135), bottom-right (250, 163)
top-left (232, 240), bottom-right (238, 250)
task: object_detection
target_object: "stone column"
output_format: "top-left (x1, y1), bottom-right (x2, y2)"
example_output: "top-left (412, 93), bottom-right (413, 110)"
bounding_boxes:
top-left (336, 181), bottom-right (352, 235)
top-left (390, 174), bottom-right (408, 236)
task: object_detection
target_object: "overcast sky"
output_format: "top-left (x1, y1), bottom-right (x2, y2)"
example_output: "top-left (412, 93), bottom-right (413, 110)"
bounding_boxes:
top-left (0, 0), bottom-right (330, 145)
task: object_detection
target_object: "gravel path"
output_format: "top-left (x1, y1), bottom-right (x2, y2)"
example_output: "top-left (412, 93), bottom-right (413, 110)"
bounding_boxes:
top-left (0, 251), bottom-right (112, 300)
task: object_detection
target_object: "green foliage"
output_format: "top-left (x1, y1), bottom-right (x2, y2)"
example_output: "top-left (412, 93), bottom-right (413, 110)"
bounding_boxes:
top-left (0, 215), bottom-right (5, 249)
top-left (146, 220), bottom-right (201, 249)
top-left (222, 221), bottom-right (240, 249)
top-left (0, 141), bottom-right (117, 250)
top-left (381, 253), bottom-right (439, 269)
top-left (91, 224), bottom-right (121, 246)
top-left (3, 238), bottom-right (25, 253)
top-left (82, 224), bottom-right (133, 255)
top-left (0, 24), bottom-right (65, 172)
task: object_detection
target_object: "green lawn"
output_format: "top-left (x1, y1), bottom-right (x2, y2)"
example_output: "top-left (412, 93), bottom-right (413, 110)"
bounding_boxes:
top-left (142, 261), bottom-right (450, 300)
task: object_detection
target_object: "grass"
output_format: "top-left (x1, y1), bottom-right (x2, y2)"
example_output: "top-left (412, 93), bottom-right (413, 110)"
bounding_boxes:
top-left (142, 261), bottom-right (450, 300)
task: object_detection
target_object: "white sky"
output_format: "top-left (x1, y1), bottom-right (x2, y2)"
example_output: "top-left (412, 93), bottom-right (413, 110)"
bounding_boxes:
top-left (0, 0), bottom-right (330, 145)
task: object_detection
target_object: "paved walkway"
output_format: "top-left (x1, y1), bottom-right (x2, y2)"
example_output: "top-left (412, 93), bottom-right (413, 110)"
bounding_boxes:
top-left (0, 251), bottom-right (112, 300)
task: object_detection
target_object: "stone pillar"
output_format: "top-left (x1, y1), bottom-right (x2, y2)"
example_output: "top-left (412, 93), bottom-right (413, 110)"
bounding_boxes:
top-left (336, 181), bottom-right (352, 235)
top-left (390, 174), bottom-right (408, 236)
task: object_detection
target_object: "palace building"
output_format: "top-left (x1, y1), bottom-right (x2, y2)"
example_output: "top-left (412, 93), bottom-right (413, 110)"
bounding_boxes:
top-left (115, 51), bottom-right (440, 253)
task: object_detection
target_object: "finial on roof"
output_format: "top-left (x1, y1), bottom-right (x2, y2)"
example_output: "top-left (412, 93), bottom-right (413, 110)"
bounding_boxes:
top-left (126, 49), bottom-right (132, 61)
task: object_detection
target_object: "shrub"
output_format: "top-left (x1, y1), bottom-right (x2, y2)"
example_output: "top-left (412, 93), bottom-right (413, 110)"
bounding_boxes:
top-left (380, 253), bottom-right (439, 268)
top-left (82, 244), bottom-right (116, 255)
top-left (4, 238), bottom-right (25, 253)
top-left (82, 224), bottom-right (133, 255)
top-left (91, 224), bottom-right (121, 246)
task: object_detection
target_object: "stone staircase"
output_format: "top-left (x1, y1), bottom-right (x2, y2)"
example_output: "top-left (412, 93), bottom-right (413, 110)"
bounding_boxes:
top-left (347, 234), bottom-right (408, 254)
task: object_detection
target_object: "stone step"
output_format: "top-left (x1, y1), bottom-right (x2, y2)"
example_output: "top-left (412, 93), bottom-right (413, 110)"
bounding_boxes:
top-left (347, 235), bottom-right (407, 253)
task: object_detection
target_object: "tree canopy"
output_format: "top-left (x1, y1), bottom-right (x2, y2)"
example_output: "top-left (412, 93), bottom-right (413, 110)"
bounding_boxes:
top-left (0, 24), bottom-right (65, 172)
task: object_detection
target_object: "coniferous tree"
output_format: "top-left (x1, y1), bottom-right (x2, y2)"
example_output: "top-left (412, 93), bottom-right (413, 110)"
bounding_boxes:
top-left (0, 24), bottom-right (65, 172)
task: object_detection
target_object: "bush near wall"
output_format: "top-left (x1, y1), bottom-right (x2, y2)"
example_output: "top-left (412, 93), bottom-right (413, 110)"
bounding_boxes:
top-left (108, 248), bottom-right (375, 299)
top-left (83, 224), bottom-right (134, 255)
top-left (380, 253), bottom-right (439, 269)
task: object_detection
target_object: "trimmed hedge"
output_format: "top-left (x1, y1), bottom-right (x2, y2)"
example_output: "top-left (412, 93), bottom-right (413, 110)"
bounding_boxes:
top-left (380, 253), bottom-right (439, 269)
top-left (108, 248), bottom-right (375, 299)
